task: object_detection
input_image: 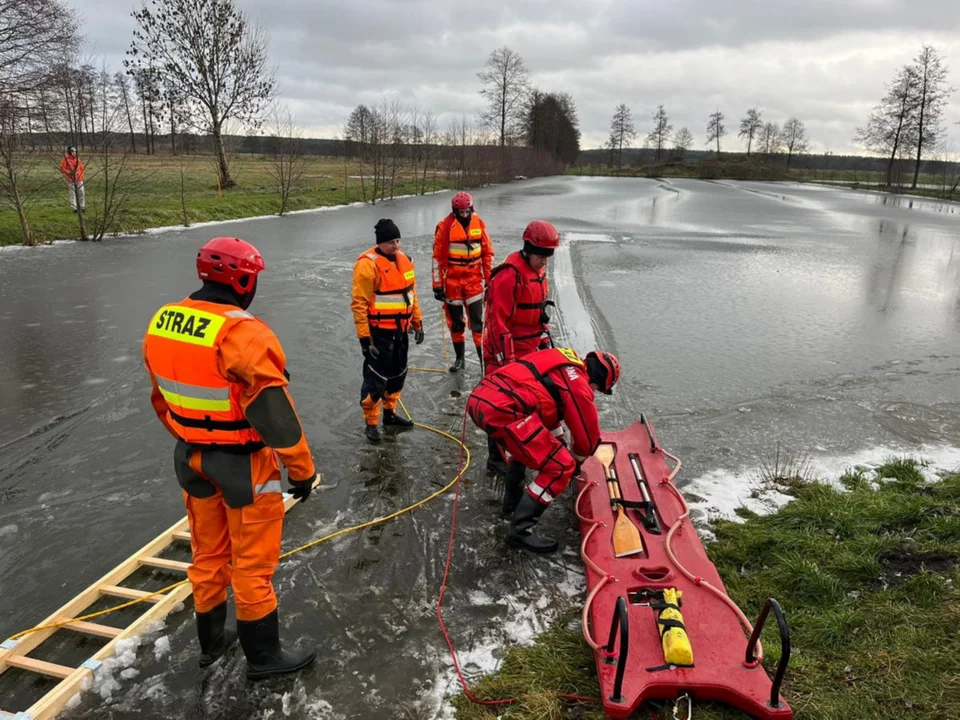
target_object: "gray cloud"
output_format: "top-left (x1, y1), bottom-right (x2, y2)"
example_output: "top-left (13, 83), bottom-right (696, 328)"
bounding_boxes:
top-left (71, 0), bottom-right (960, 153)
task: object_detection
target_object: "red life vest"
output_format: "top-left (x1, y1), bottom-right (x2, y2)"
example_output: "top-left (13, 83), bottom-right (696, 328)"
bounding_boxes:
top-left (487, 251), bottom-right (549, 343)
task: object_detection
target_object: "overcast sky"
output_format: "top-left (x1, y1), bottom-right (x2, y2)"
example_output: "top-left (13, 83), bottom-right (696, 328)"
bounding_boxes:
top-left (76, 0), bottom-right (959, 155)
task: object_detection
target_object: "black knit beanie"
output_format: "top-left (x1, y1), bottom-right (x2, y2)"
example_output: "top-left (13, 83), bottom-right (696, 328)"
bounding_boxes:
top-left (375, 219), bottom-right (401, 244)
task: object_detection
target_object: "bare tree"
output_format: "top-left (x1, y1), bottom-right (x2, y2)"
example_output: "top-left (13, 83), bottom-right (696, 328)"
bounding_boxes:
top-left (114, 71), bottom-right (138, 152)
top-left (760, 121), bottom-right (782, 157)
top-left (477, 46), bottom-right (530, 148)
top-left (420, 109), bottom-right (437, 194)
top-left (781, 117), bottom-right (808, 168)
top-left (738, 108), bottom-right (763, 155)
top-left (0, 0), bottom-right (79, 96)
top-left (909, 45), bottom-right (951, 189)
top-left (0, 100), bottom-right (38, 244)
top-left (608, 103), bottom-right (635, 171)
top-left (706, 109), bottom-right (726, 155)
top-left (646, 105), bottom-right (672, 165)
top-left (673, 127), bottom-right (693, 158)
top-left (855, 65), bottom-right (919, 186)
top-left (345, 104), bottom-right (373, 202)
top-left (266, 104), bottom-right (307, 215)
top-left (127, 0), bottom-right (275, 187)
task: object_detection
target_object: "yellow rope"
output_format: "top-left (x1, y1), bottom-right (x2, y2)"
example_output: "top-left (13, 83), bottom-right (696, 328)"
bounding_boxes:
top-left (7, 393), bottom-right (470, 643)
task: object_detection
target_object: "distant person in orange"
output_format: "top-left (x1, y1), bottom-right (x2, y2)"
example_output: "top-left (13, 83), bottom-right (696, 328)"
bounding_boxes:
top-left (432, 192), bottom-right (494, 372)
top-left (59, 146), bottom-right (85, 213)
top-left (351, 219), bottom-right (425, 443)
top-left (143, 236), bottom-right (317, 680)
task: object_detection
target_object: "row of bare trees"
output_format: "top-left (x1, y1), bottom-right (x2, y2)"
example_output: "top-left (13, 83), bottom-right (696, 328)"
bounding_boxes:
top-left (855, 44), bottom-right (953, 189)
top-left (606, 103), bottom-right (809, 170)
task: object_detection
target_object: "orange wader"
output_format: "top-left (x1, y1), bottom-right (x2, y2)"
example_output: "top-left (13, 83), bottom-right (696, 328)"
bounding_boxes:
top-left (143, 295), bottom-right (315, 623)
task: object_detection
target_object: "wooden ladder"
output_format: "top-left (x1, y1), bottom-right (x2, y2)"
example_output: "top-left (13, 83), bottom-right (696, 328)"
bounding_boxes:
top-left (1, 490), bottom-right (307, 720)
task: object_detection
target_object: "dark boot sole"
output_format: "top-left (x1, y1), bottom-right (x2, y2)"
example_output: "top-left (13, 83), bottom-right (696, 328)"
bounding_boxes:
top-left (246, 650), bottom-right (317, 680)
top-left (199, 630), bottom-right (237, 668)
top-left (506, 535), bottom-right (558, 554)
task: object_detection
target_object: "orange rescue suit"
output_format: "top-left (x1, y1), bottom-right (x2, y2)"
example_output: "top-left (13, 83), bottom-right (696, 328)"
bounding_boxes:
top-left (143, 296), bottom-right (315, 621)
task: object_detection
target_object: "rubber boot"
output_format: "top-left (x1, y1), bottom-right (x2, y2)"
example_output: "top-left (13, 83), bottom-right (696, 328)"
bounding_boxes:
top-left (237, 609), bottom-right (316, 681)
top-left (365, 424), bottom-right (382, 443)
top-left (196, 601), bottom-right (237, 668)
top-left (507, 493), bottom-right (558, 553)
top-left (383, 409), bottom-right (414, 428)
top-left (486, 435), bottom-right (508, 475)
top-left (449, 341), bottom-right (466, 372)
top-left (475, 344), bottom-right (484, 373)
top-left (502, 462), bottom-right (526, 515)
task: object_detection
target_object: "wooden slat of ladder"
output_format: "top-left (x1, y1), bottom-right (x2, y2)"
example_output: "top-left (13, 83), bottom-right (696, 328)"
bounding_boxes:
top-left (172, 530), bottom-right (191, 542)
top-left (98, 585), bottom-right (164, 603)
top-left (8, 480), bottom-right (315, 720)
top-left (139, 556), bottom-right (191, 573)
top-left (0, 516), bottom-right (189, 676)
top-left (5, 655), bottom-right (75, 679)
top-left (58, 620), bottom-right (122, 639)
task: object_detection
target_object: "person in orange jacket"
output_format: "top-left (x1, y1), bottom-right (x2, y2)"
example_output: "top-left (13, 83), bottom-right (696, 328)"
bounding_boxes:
top-left (432, 192), bottom-right (494, 372)
top-left (481, 220), bottom-right (559, 478)
top-left (351, 219), bottom-right (425, 443)
top-left (467, 347), bottom-right (621, 553)
top-left (59, 146), bottom-right (85, 213)
top-left (142, 236), bottom-right (317, 680)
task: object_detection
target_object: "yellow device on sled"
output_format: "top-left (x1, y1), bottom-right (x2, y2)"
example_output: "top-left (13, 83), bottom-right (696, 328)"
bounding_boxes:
top-left (657, 588), bottom-right (694, 666)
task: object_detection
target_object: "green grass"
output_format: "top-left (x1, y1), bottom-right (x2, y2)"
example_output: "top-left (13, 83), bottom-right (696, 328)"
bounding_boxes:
top-left (1, 154), bottom-right (453, 246)
top-left (451, 460), bottom-right (960, 719)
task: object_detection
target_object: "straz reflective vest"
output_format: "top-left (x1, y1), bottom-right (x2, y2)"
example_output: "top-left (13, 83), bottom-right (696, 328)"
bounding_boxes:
top-left (489, 251), bottom-right (549, 345)
top-left (445, 214), bottom-right (484, 267)
top-left (361, 247), bottom-right (417, 332)
top-left (144, 299), bottom-right (263, 446)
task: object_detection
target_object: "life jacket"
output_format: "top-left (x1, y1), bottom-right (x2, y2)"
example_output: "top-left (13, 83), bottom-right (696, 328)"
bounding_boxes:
top-left (481, 347), bottom-right (584, 424)
top-left (488, 251), bottom-right (550, 342)
top-left (444, 214), bottom-right (485, 267)
top-left (143, 298), bottom-right (264, 447)
top-left (360, 247), bottom-right (417, 332)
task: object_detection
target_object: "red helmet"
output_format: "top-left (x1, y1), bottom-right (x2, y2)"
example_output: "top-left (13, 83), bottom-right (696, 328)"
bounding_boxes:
top-left (522, 220), bottom-right (560, 250)
top-left (196, 237), bottom-right (265, 294)
top-left (586, 351), bottom-right (621, 394)
top-left (452, 192), bottom-right (473, 211)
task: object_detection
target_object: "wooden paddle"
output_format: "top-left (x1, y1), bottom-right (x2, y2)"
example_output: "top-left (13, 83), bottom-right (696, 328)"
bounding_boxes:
top-left (595, 443), bottom-right (644, 557)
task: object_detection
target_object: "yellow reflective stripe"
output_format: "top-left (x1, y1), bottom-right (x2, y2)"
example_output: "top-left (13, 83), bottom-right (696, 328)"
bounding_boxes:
top-left (375, 301), bottom-right (409, 311)
top-left (158, 387), bottom-right (233, 412)
top-left (404, 270), bottom-right (415, 281)
top-left (449, 246), bottom-right (481, 257)
top-left (469, 228), bottom-right (482, 237)
top-left (147, 305), bottom-right (226, 347)
top-left (557, 347), bottom-right (585, 366)
top-left (154, 375), bottom-right (230, 401)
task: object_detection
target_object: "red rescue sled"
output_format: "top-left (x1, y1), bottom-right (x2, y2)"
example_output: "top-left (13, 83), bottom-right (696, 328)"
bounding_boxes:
top-left (575, 415), bottom-right (793, 719)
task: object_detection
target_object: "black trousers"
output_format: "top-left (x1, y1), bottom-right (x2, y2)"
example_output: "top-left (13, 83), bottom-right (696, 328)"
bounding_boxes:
top-left (361, 328), bottom-right (409, 421)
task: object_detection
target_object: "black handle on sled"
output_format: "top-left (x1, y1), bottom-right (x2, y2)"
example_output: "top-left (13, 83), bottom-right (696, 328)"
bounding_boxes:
top-left (603, 595), bottom-right (629, 704)
top-left (745, 597), bottom-right (791, 709)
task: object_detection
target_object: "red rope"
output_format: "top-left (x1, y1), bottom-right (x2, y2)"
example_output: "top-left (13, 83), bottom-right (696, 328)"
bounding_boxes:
top-left (434, 408), bottom-right (602, 709)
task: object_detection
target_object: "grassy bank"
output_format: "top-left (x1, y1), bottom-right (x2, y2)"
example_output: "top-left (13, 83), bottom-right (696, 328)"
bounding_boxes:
top-left (0, 154), bottom-right (454, 246)
top-left (451, 459), bottom-right (960, 719)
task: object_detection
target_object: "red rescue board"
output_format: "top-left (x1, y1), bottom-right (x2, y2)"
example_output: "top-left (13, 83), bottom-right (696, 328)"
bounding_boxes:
top-left (575, 415), bottom-right (793, 719)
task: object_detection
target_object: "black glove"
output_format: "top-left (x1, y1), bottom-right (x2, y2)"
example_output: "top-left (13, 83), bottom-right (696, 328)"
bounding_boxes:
top-left (360, 336), bottom-right (379, 361)
top-left (288, 473), bottom-right (316, 503)
top-left (414, 327), bottom-right (425, 345)
top-left (433, 287), bottom-right (445, 302)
